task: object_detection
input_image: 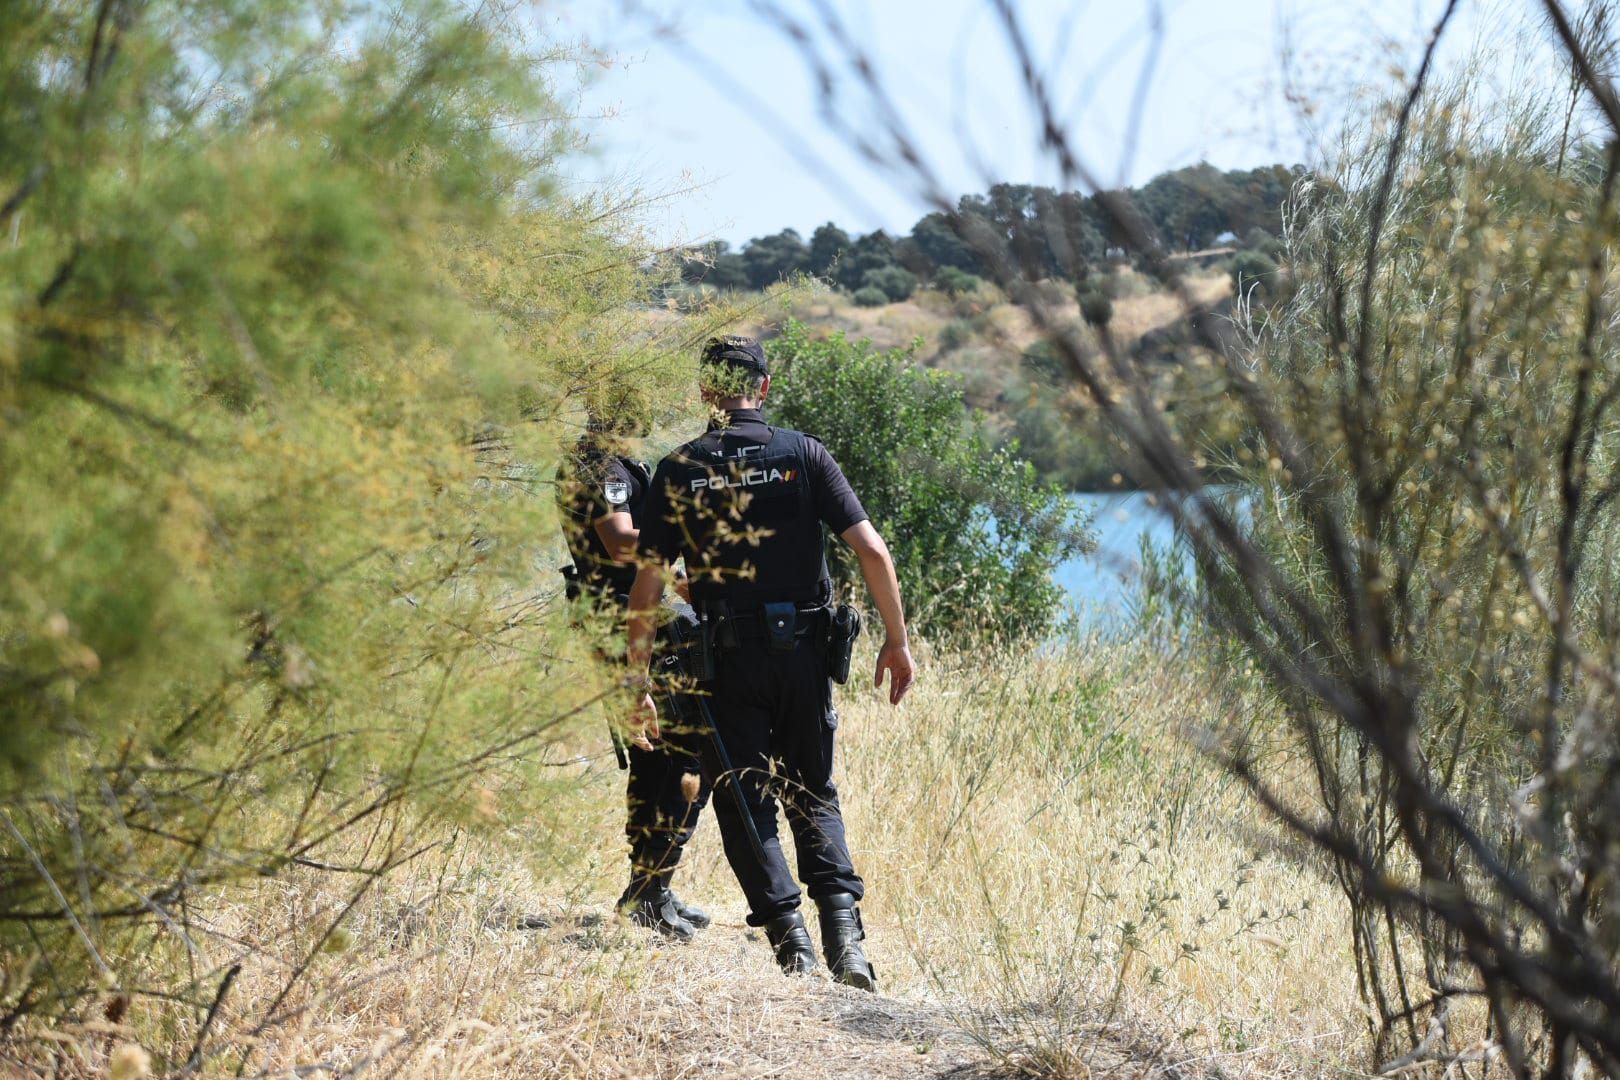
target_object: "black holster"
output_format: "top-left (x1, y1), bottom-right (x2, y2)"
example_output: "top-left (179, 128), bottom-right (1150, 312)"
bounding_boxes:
top-left (825, 604), bottom-right (861, 685)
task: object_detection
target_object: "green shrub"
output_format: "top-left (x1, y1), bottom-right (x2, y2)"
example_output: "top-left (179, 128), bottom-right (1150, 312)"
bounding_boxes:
top-left (0, 0), bottom-right (706, 1031)
top-left (1228, 249), bottom-right (1280, 299)
top-left (1141, 83), bottom-right (1620, 1060)
top-left (852, 285), bottom-right (889, 307)
top-left (1003, 380), bottom-right (1120, 490)
top-left (933, 265), bottom-right (983, 295)
top-left (939, 318), bottom-right (975, 351)
top-left (1078, 288), bottom-right (1113, 327)
top-left (768, 321), bottom-right (1092, 641)
top-left (861, 264), bottom-right (918, 301)
top-left (1242, 225), bottom-right (1284, 258)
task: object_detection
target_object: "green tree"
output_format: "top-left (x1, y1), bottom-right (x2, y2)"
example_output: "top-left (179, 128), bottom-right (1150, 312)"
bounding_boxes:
top-left (832, 229), bottom-right (897, 290)
top-left (808, 221), bottom-right (851, 278)
top-left (682, 239), bottom-right (750, 288)
top-left (741, 227), bottom-right (809, 288)
top-left (932, 265), bottom-right (983, 295)
top-left (1047, 189), bottom-right (1107, 269)
top-left (1135, 163), bottom-right (1232, 250)
top-left (767, 321), bottom-right (1091, 641)
top-left (1085, 188), bottom-right (1153, 254)
top-left (1221, 163), bottom-right (1303, 239)
top-left (910, 212), bottom-right (983, 276)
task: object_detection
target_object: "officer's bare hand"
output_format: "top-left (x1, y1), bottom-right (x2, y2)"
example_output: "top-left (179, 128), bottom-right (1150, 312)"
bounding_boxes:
top-left (874, 639), bottom-right (915, 705)
top-left (628, 691), bottom-right (659, 750)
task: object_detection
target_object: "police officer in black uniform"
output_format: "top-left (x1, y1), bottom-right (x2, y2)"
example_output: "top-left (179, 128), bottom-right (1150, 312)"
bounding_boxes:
top-left (624, 337), bottom-right (916, 989)
top-left (556, 392), bottom-right (712, 941)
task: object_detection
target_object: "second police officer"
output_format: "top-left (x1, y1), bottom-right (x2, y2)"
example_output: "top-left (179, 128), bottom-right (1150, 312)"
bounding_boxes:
top-left (555, 387), bottom-right (712, 940)
top-left (624, 336), bottom-right (915, 990)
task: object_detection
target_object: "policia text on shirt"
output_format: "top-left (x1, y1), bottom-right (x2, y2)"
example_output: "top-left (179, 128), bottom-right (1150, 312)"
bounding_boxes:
top-left (626, 336), bottom-right (916, 990)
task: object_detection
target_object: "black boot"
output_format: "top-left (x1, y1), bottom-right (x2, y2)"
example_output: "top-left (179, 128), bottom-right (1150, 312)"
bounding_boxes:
top-left (816, 893), bottom-right (876, 990)
top-left (762, 911), bottom-right (818, 976)
top-left (616, 882), bottom-right (697, 943)
top-left (669, 891), bottom-right (711, 930)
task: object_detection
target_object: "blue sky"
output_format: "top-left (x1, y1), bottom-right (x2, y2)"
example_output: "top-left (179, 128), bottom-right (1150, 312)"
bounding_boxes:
top-left (543, 0), bottom-right (1499, 246)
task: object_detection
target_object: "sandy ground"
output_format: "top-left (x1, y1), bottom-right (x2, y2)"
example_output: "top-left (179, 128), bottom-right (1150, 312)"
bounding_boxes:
top-left (491, 905), bottom-right (1004, 1079)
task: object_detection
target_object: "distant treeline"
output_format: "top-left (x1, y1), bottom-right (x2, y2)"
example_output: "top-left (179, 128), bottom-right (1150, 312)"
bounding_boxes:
top-left (679, 162), bottom-right (1305, 302)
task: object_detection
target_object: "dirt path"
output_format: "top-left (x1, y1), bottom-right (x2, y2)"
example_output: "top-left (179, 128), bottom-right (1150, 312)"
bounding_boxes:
top-left (506, 909), bottom-right (1008, 1079)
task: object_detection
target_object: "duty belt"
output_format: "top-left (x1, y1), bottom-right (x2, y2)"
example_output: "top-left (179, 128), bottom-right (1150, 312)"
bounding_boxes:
top-left (722, 607), bottom-right (824, 640)
top-left (697, 600), bottom-right (828, 661)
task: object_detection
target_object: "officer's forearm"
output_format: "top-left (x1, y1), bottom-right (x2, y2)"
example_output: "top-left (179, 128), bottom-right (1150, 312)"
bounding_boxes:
top-left (625, 565), bottom-right (665, 676)
top-left (845, 527), bottom-right (907, 644)
top-left (593, 512), bottom-right (640, 564)
top-left (859, 551), bottom-right (907, 644)
top-left (606, 527), bottom-right (639, 564)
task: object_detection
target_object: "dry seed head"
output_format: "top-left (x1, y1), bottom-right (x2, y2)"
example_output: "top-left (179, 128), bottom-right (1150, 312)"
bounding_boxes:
top-left (106, 1043), bottom-right (151, 1080)
top-left (282, 645), bottom-right (316, 689)
top-left (680, 773), bottom-right (701, 804)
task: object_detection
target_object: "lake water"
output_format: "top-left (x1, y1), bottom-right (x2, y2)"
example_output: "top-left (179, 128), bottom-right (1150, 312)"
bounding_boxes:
top-left (1058, 490), bottom-right (1193, 627)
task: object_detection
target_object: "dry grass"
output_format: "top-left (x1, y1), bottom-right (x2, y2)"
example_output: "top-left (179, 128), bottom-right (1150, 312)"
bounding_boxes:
top-left (841, 639), bottom-right (1364, 1077)
top-left (6, 637), bottom-right (1368, 1078)
top-left (762, 271), bottom-right (1231, 366)
top-left (1108, 274), bottom-right (1231, 342)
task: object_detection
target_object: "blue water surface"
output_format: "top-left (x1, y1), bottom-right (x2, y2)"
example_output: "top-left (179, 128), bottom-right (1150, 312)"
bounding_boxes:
top-left (1057, 488), bottom-right (1247, 629)
top-left (1058, 491), bottom-right (1174, 627)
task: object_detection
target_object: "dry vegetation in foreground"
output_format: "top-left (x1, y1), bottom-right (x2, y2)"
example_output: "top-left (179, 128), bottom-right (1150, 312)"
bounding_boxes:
top-left (10, 638), bottom-right (1366, 1078)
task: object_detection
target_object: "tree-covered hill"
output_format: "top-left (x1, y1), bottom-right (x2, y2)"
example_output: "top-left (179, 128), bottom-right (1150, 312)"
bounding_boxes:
top-left (674, 163), bottom-right (1297, 492)
top-left (676, 162), bottom-right (1302, 302)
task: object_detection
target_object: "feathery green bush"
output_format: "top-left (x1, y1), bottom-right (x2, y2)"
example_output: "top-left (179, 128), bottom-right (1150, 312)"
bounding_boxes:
top-left (767, 320), bottom-right (1091, 641)
top-left (0, 0), bottom-right (698, 1041)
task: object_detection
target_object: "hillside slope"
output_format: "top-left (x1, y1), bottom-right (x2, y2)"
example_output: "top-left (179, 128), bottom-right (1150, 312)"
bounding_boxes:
top-left (771, 269), bottom-right (1231, 377)
top-left (737, 270), bottom-right (1236, 490)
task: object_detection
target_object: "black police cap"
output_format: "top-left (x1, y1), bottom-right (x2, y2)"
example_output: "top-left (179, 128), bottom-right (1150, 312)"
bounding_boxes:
top-left (701, 335), bottom-right (768, 375)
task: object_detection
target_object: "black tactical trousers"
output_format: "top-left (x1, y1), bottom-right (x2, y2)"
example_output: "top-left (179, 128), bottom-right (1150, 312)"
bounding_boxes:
top-left (704, 629), bottom-right (864, 926)
top-left (623, 716), bottom-right (707, 895)
top-left (604, 603), bottom-right (712, 898)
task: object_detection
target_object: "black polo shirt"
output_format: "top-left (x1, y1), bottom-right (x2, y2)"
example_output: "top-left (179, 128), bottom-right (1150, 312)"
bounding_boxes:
top-left (556, 436), bottom-right (647, 594)
top-left (638, 410), bottom-right (868, 595)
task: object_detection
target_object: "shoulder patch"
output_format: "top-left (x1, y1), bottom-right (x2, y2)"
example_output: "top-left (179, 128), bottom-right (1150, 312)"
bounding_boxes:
top-left (603, 481), bottom-right (630, 507)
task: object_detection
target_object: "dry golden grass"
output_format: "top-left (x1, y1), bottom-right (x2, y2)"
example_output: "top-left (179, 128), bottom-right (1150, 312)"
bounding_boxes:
top-left (1106, 273), bottom-right (1231, 342)
top-left (839, 639), bottom-right (1364, 1077)
top-left (8, 637), bottom-right (1368, 1078)
top-left (763, 271), bottom-right (1231, 365)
